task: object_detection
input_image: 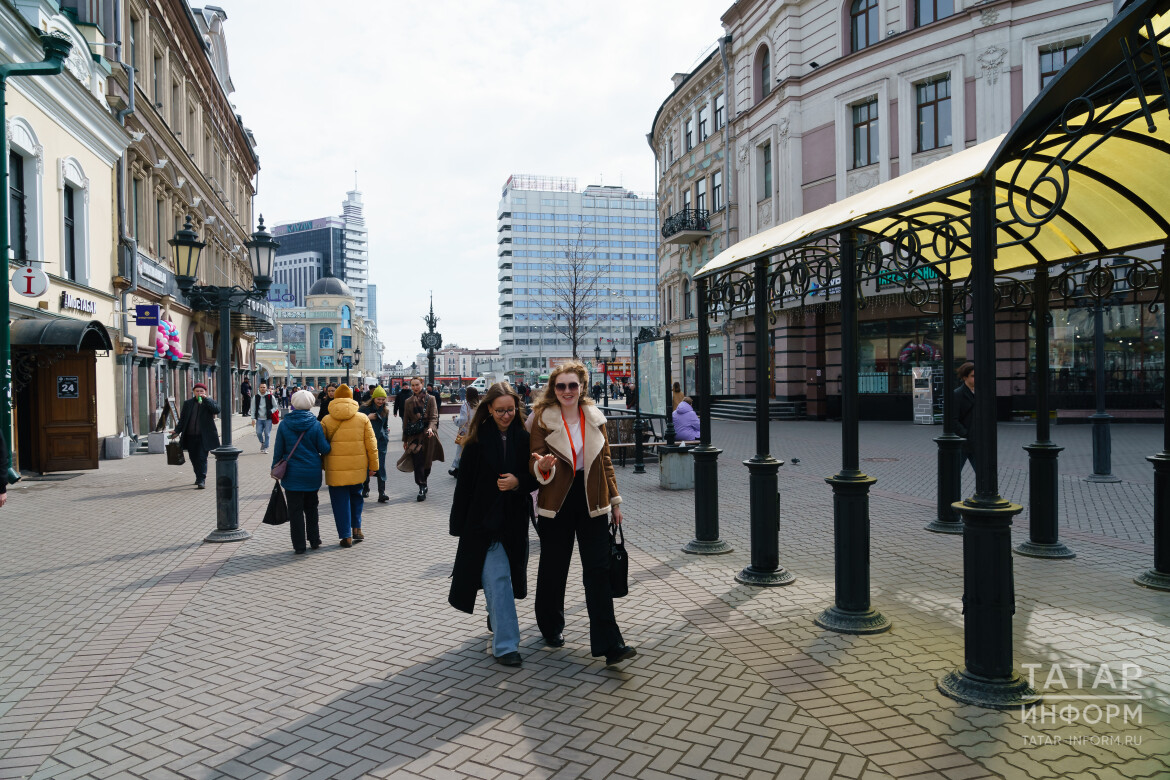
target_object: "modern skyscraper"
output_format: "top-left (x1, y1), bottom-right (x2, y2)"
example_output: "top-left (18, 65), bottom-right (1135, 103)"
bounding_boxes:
top-left (497, 175), bottom-right (658, 382)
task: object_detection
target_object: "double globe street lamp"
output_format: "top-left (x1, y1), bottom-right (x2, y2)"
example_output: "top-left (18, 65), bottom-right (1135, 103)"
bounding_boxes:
top-left (594, 343), bottom-right (617, 409)
top-left (337, 347), bottom-right (361, 386)
top-left (171, 215), bottom-right (279, 543)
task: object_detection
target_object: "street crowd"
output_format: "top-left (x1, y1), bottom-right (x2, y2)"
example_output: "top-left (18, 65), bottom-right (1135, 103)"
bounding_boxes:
top-left (170, 362), bottom-right (638, 670)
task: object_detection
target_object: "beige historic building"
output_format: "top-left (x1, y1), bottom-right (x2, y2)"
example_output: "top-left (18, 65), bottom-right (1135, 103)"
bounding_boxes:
top-left (652, 0), bottom-right (1121, 419)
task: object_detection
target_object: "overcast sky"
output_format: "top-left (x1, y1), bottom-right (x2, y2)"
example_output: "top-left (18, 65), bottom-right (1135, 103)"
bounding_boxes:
top-left (219, 1), bottom-right (725, 368)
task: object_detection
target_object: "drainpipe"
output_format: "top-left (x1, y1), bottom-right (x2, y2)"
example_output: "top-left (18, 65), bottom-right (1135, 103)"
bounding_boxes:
top-left (114, 0), bottom-right (139, 440)
top-left (718, 33), bottom-right (734, 394)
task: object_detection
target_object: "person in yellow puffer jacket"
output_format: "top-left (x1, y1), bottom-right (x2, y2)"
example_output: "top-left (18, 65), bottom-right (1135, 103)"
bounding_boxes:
top-left (322, 384), bottom-right (379, 548)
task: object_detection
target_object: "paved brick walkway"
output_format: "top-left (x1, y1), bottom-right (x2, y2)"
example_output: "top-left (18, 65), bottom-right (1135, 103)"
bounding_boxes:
top-left (0, 414), bottom-right (1166, 779)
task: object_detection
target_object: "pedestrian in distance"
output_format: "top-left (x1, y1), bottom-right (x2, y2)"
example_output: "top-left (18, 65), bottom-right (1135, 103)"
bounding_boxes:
top-left (954, 362), bottom-right (976, 474)
top-left (360, 386), bottom-right (392, 502)
top-left (321, 384), bottom-right (379, 548)
top-left (449, 382), bottom-right (538, 667)
top-left (316, 383), bottom-right (337, 422)
top-left (530, 360), bottom-right (636, 667)
top-left (272, 390), bottom-right (331, 554)
top-left (673, 396), bottom-right (701, 442)
top-left (250, 382), bottom-right (278, 454)
top-left (427, 384), bottom-right (443, 419)
top-left (672, 381), bottom-right (684, 412)
top-left (393, 384), bottom-right (412, 418)
top-left (170, 383), bottom-right (219, 489)
top-left (240, 377), bottom-right (252, 418)
top-left (450, 386), bottom-right (481, 478)
top-left (398, 376), bottom-right (444, 501)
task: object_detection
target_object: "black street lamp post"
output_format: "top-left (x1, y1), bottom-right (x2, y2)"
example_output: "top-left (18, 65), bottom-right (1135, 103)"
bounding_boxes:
top-left (337, 347), bottom-right (361, 386)
top-left (172, 215), bottom-right (278, 543)
top-left (1087, 301), bottom-right (1120, 483)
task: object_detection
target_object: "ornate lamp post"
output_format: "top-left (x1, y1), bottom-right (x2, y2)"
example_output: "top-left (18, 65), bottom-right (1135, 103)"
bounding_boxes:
top-left (1, 32), bottom-right (73, 484)
top-left (172, 215), bottom-right (278, 543)
top-left (337, 347), bottom-right (361, 385)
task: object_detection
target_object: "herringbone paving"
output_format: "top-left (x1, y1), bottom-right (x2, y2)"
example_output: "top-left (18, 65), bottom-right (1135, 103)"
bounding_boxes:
top-left (0, 415), bottom-right (1166, 779)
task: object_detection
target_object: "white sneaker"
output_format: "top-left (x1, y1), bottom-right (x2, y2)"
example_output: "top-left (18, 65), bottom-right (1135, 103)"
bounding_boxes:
top-left (261, 448), bottom-right (267, 454)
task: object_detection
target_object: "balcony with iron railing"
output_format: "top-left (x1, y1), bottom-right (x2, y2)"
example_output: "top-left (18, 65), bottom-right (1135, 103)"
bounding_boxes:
top-left (661, 208), bottom-right (711, 244)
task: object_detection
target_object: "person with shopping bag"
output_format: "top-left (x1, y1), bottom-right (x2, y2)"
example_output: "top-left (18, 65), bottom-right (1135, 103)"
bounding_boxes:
top-left (448, 382), bottom-right (537, 667)
top-left (529, 360), bottom-right (636, 667)
top-left (170, 383), bottom-right (219, 489)
top-left (271, 390), bottom-right (331, 554)
top-left (321, 384), bottom-right (379, 547)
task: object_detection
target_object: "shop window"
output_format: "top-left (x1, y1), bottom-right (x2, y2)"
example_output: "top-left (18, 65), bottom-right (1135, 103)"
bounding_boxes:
top-left (915, 0), bottom-right (954, 27)
top-left (1031, 304), bottom-right (1164, 395)
top-left (916, 76), bottom-right (952, 152)
top-left (850, 0), bottom-right (880, 53)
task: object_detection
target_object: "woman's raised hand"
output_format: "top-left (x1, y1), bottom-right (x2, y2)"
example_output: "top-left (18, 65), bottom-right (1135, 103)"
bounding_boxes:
top-left (537, 453), bottom-right (556, 472)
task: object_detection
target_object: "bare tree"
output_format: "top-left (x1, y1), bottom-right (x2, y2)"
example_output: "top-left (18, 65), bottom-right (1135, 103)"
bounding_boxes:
top-left (537, 226), bottom-right (606, 359)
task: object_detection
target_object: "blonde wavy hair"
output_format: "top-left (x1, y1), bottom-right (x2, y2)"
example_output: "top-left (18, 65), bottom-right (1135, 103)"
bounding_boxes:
top-left (531, 360), bottom-right (595, 425)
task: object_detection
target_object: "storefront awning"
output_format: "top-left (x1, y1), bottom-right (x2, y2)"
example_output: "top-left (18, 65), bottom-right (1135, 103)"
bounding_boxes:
top-left (696, 0), bottom-right (1170, 283)
top-left (11, 318), bottom-right (114, 351)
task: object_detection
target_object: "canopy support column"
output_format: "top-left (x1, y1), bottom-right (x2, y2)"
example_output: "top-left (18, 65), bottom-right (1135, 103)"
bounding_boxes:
top-left (816, 231), bottom-right (888, 633)
top-left (1018, 263), bottom-right (1074, 558)
top-left (736, 255), bottom-right (793, 587)
top-left (1137, 243), bottom-right (1170, 591)
top-left (938, 179), bottom-right (1037, 710)
top-left (685, 277), bottom-right (731, 555)
top-left (928, 277), bottom-right (964, 534)
top-left (1087, 302), bottom-right (1120, 483)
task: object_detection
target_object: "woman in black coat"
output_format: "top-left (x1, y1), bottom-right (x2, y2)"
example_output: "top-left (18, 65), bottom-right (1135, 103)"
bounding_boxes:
top-left (448, 381), bottom-right (537, 667)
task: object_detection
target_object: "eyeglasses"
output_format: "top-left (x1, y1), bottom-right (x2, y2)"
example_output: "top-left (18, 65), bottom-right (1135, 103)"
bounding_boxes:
top-left (492, 408), bottom-right (516, 416)
top-left (555, 382), bottom-right (580, 392)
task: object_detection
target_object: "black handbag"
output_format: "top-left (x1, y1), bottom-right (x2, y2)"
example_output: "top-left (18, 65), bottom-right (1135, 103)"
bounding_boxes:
top-left (262, 482), bottom-right (288, 525)
top-left (609, 521), bottom-right (629, 598)
top-left (165, 440), bottom-right (185, 466)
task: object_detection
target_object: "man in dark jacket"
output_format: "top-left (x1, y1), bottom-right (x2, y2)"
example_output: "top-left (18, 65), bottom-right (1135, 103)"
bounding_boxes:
top-left (394, 385), bottom-right (412, 417)
top-left (427, 385), bottom-right (443, 417)
top-left (171, 383), bottom-right (220, 488)
top-left (954, 362), bottom-right (976, 474)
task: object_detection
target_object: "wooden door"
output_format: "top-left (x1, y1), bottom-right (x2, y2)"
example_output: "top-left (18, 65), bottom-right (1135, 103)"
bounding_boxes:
top-left (33, 350), bottom-right (98, 472)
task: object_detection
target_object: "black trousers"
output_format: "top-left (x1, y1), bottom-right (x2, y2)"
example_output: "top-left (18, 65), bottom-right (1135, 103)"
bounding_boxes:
top-left (186, 439), bottom-right (208, 483)
top-left (535, 473), bottom-right (623, 656)
top-left (286, 490), bottom-right (321, 552)
top-left (412, 450), bottom-right (430, 486)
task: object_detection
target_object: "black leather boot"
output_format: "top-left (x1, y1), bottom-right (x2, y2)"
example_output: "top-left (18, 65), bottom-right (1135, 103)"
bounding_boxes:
top-left (377, 478), bottom-right (388, 502)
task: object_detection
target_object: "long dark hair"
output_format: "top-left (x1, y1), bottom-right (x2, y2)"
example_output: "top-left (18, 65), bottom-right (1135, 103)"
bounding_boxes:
top-left (465, 382), bottom-right (525, 445)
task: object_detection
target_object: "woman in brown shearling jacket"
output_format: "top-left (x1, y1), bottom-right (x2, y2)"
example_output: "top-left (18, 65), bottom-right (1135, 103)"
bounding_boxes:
top-left (529, 360), bottom-right (636, 667)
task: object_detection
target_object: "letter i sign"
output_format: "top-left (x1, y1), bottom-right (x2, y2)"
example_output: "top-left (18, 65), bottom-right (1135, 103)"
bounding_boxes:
top-left (11, 265), bottom-right (49, 297)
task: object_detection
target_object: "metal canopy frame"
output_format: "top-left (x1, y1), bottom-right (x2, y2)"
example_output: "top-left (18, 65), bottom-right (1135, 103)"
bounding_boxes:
top-left (689, 0), bottom-right (1170, 710)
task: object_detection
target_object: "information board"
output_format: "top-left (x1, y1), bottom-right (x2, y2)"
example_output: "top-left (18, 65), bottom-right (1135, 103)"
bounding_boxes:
top-left (637, 339), bottom-right (666, 417)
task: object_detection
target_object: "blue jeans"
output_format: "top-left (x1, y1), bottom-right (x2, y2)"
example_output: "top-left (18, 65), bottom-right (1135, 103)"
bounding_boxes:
top-left (328, 484), bottom-right (364, 539)
top-left (255, 418), bottom-right (272, 449)
top-left (482, 542), bottom-right (520, 656)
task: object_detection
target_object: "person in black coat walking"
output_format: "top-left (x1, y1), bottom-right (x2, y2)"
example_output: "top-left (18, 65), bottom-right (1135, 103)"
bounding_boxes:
top-left (954, 362), bottom-right (976, 474)
top-left (448, 381), bottom-right (537, 667)
top-left (394, 385), bottom-right (413, 418)
top-left (171, 383), bottom-right (220, 488)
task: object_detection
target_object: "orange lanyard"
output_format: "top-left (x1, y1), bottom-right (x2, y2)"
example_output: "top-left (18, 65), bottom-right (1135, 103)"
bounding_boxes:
top-left (561, 409), bottom-right (584, 471)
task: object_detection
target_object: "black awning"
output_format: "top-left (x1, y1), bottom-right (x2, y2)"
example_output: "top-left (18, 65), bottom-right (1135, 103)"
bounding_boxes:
top-left (11, 318), bottom-right (114, 351)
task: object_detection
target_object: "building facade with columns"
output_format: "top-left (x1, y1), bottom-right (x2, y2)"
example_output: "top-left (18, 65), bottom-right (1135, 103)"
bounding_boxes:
top-left (652, 0), bottom-right (1128, 420)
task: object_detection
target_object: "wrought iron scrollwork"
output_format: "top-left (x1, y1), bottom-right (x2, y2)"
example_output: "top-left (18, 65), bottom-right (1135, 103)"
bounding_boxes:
top-left (11, 348), bottom-right (69, 393)
top-left (706, 268), bottom-right (753, 323)
top-left (1052, 254), bottom-right (1163, 312)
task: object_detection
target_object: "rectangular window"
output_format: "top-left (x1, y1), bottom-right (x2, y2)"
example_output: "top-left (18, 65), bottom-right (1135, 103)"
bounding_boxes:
top-left (1040, 41), bottom-right (1084, 89)
top-left (342, 335), bottom-right (352, 349)
top-left (683, 189), bottom-right (692, 211)
top-left (712, 170), bottom-right (723, 210)
top-left (685, 117), bottom-right (694, 151)
top-left (152, 52), bottom-right (163, 105)
top-left (129, 16), bottom-right (139, 71)
top-left (698, 105), bottom-right (710, 142)
top-left (916, 77), bottom-right (952, 152)
top-left (915, 0), bottom-right (954, 26)
top-left (155, 198), bottom-right (165, 257)
top-left (695, 179), bottom-right (707, 213)
top-left (63, 185), bottom-right (77, 280)
top-left (714, 93), bottom-right (726, 129)
top-left (171, 79), bottom-right (181, 127)
top-left (761, 142), bottom-right (772, 200)
top-left (852, 99), bottom-right (880, 168)
top-left (8, 151), bottom-right (26, 262)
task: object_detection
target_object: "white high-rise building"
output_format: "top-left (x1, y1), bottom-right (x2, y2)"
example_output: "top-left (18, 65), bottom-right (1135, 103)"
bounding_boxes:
top-left (497, 175), bottom-right (658, 382)
top-left (342, 190), bottom-right (370, 318)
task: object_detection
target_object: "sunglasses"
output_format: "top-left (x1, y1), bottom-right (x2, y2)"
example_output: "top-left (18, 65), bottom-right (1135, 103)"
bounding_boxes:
top-left (555, 382), bottom-right (580, 392)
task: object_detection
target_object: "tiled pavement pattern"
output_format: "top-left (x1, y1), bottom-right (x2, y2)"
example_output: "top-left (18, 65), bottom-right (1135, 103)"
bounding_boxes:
top-left (0, 414), bottom-right (1167, 779)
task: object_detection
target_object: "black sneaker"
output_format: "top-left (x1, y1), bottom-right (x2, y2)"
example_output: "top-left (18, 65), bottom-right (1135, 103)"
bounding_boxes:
top-left (195, 481), bottom-right (205, 489)
top-left (604, 645), bottom-right (637, 666)
top-left (496, 652), bottom-right (522, 667)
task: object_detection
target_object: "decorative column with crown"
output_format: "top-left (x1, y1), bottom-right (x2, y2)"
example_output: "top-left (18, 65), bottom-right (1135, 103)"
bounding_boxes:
top-left (421, 295), bottom-right (442, 389)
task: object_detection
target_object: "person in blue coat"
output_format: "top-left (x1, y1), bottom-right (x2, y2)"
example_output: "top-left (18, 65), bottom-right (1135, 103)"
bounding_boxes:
top-left (672, 396), bottom-right (701, 442)
top-left (272, 389), bottom-right (331, 554)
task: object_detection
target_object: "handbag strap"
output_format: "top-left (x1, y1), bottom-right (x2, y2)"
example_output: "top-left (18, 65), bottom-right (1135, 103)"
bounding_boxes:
top-left (610, 520), bottom-right (624, 545)
top-left (280, 430), bottom-right (307, 463)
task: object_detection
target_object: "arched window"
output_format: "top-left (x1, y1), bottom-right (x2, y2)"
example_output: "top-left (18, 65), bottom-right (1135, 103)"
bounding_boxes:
top-left (851, 0), bottom-right (879, 53)
top-left (754, 46), bottom-right (772, 104)
top-left (341, 305), bottom-right (351, 329)
top-left (319, 327), bottom-right (334, 350)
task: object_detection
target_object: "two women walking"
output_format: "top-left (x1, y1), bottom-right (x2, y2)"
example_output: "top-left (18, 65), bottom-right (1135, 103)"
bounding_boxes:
top-left (448, 364), bottom-right (635, 669)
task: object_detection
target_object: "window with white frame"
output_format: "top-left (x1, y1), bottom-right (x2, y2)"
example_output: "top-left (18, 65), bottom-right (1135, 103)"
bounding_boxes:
top-left (852, 99), bottom-right (879, 168)
top-left (9, 150), bottom-right (29, 263)
top-left (8, 119), bottom-right (44, 264)
top-left (915, 77), bottom-right (951, 152)
top-left (59, 157), bottom-right (90, 284)
top-left (63, 185), bottom-right (78, 281)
